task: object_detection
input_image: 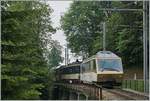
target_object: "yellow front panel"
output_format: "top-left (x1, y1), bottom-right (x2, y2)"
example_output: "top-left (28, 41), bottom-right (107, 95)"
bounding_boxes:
top-left (97, 74), bottom-right (123, 82)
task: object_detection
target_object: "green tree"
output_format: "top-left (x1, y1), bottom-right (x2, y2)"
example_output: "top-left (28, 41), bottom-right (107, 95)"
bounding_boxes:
top-left (61, 1), bottom-right (105, 57)
top-left (106, 1), bottom-right (143, 66)
top-left (61, 1), bottom-right (143, 66)
top-left (1, 1), bottom-right (55, 99)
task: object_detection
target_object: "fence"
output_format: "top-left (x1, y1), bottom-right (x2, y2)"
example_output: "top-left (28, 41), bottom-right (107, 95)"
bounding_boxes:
top-left (122, 79), bottom-right (145, 92)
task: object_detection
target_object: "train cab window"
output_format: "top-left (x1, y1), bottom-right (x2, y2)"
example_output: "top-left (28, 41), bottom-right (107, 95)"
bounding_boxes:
top-left (97, 59), bottom-right (123, 72)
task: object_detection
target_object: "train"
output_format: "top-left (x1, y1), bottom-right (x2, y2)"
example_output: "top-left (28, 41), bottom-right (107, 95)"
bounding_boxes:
top-left (55, 61), bottom-right (81, 83)
top-left (55, 51), bottom-right (123, 87)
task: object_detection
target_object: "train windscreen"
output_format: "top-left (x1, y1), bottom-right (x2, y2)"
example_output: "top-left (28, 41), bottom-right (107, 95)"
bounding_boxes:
top-left (97, 59), bottom-right (123, 72)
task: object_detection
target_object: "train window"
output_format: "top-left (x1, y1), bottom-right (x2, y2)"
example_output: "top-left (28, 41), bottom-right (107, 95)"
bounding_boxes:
top-left (67, 68), bottom-right (69, 73)
top-left (80, 64), bottom-right (82, 73)
top-left (82, 63), bottom-right (86, 73)
top-left (90, 61), bottom-right (93, 71)
top-left (85, 63), bottom-right (87, 72)
top-left (75, 66), bottom-right (80, 73)
top-left (84, 63), bottom-right (87, 72)
top-left (72, 66), bottom-right (78, 73)
top-left (72, 66), bottom-right (75, 73)
top-left (93, 59), bottom-right (96, 71)
top-left (90, 59), bottom-right (96, 72)
top-left (70, 68), bottom-right (73, 73)
top-left (74, 67), bottom-right (76, 73)
top-left (98, 59), bottom-right (123, 72)
top-left (64, 68), bottom-right (67, 74)
top-left (85, 62), bottom-right (90, 72)
top-left (82, 62), bottom-right (91, 72)
top-left (82, 64), bottom-right (85, 73)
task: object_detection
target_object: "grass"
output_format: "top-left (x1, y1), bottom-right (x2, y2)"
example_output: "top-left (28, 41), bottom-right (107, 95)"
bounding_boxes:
top-left (122, 79), bottom-right (145, 92)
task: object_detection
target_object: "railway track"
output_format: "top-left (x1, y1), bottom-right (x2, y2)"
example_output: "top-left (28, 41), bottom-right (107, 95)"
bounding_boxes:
top-left (103, 88), bottom-right (149, 100)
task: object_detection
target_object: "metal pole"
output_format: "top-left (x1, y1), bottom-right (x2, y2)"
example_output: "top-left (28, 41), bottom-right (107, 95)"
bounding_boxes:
top-left (103, 22), bottom-right (106, 51)
top-left (67, 46), bottom-right (69, 65)
top-left (143, 1), bottom-right (145, 93)
top-left (143, 1), bottom-right (148, 93)
top-left (65, 48), bottom-right (67, 65)
top-left (149, 0), bottom-right (150, 94)
top-left (66, 47), bottom-right (68, 65)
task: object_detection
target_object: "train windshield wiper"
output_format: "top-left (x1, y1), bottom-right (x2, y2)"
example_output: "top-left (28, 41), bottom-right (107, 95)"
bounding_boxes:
top-left (101, 68), bottom-right (119, 72)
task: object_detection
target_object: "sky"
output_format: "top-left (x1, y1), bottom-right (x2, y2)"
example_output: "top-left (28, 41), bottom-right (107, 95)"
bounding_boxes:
top-left (47, 1), bottom-right (72, 46)
top-left (47, 1), bottom-right (80, 65)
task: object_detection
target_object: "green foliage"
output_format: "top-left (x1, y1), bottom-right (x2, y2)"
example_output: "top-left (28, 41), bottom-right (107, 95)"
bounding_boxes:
top-left (61, 1), bottom-right (143, 66)
top-left (61, 1), bottom-right (105, 57)
top-left (107, 1), bottom-right (143, 66)
top-left (1, 1), bottom-right (57, 100)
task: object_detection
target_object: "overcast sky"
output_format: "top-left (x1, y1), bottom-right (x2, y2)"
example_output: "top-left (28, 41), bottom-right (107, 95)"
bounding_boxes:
top-left (47, 1), bottom-right (80, 65)
top-left (47, 1), bottom-right (72, 45)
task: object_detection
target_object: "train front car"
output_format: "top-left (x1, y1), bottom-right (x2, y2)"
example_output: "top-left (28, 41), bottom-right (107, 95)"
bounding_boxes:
top-left (80, 51), bottom-right (123, 87)
top-left (96, 51), bottom-right (123, 87)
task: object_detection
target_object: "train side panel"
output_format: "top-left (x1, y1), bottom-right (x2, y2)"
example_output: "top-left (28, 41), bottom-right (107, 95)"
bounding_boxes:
top-left (61, 73), bottom-right (80, 80)
top-left (80, 72), bottom-right (97, 83)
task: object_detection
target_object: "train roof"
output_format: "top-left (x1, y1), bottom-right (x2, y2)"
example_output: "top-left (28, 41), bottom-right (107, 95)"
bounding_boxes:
top-left (67, 61), bottom-right (82, 66)
top-left (55, 61), bottom-right (81, 70)
top-left (83, 51), bottom-right (121, 62)
top-left (54, 65), bottom-right (65, 71)
top-left (96, 51), bottom-right (120, 58)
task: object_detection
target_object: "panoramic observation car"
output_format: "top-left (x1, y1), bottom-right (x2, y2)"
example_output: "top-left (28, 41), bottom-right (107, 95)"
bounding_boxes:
top-left (80, 51), bottom-right (123, 86)
top-left (55, 61), bottom-right (81, 83)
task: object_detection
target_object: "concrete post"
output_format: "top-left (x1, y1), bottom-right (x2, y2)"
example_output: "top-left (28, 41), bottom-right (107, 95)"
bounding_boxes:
top-left (85, 95), bottom-right (88, 100)
top-left (77, 93), bottom-right (80, 100)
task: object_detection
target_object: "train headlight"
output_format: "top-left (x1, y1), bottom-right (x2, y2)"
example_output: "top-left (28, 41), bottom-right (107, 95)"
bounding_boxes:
top-left (69, 80), bottom-right (72, 84)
